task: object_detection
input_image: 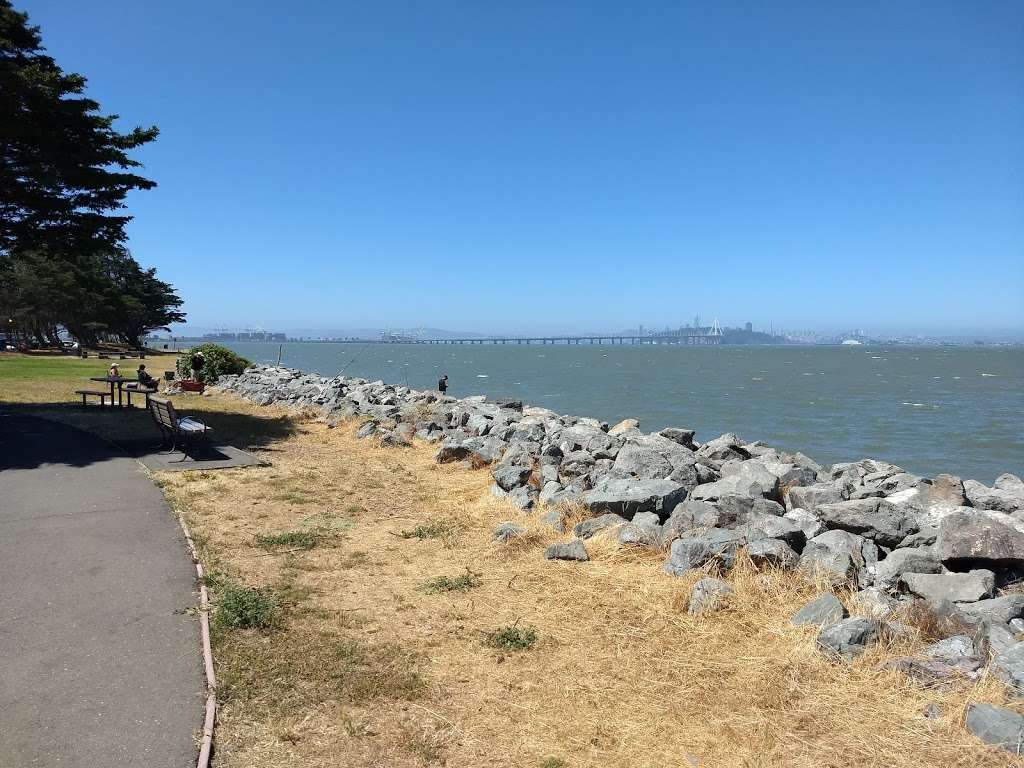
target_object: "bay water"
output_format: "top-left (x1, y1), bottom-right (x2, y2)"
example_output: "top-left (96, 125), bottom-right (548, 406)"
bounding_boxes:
top-left (223, 341), bottom-right (1023, 485)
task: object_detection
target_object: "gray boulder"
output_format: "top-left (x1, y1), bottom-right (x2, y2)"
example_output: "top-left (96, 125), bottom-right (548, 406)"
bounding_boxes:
top-left (977, 621), bottom-right (1019, 657)
top-left (786, 484), bottom-right (843, 514)
top-left (739, 515), bottom-right (806, 550)
top-left (544, 540), bottom-right (589, 562)
top-left (817, 617), bottom-right (883, 660)
top-left (992, 642), bottom-right (1024, 693)
top-left (873, 548), bottom-right (943, 591)
top-left (923, 635), bottom-right (978, 665)
top-left (799, 530), bottom-right (879, 588)
top-left (356, 420), bottom-right (378, 439)
top-left (958, 596), bottom-right (1024, 626)
top-left (784, 508), bottom-right (827, 540)
top-left (965, 478), bottom-right (1024, 514)
top-left (853, 587), bottom-right (900, 618)
top-left (618, 520), bottom-right (663, 548)
top-left (792, 593), bottom-right (847, 627)
top-left (541, 509), bottom-right (565, 533)
top-left (573, 513), bottom-right (629, 540)
top-left (688, 577), bottom-right (733, 615)
top-left (664, 529), bottom-right (745, 576)
top-left (508, 484), bottom-right (537, 511)
top-left (659, 427), bottom-right (696, 449)
top-left (696, 434), bottom-right (750, 464)
top-left (747, 538), bottom-right (799, 569)
top-left (661, 500), bottom-right (723, 546)
top-left (493, 464), bottom-right (532, 492)
top-left (900, 570), bottom-right (995, 605)
top-left (816, 498), bottom-right (918, 548)
top-left (934, 509), bottom-right (1024, 567)
top-left (965, 704), bottom-right (1024, 754)
top-left (585, 478), bottom-right (687, 520)
top-left (493, 522), bottom-right (526, 543)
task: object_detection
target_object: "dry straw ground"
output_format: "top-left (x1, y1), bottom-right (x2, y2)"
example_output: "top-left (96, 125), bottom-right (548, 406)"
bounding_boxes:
top-left (150, 392), bottom-right (1023, 768)
top-left (1, 357), bottom-right (1019, 767)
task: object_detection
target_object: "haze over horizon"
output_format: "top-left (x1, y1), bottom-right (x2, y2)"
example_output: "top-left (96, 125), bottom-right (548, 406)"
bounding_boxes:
top-left (20, 0), bottom-right (1024, 335)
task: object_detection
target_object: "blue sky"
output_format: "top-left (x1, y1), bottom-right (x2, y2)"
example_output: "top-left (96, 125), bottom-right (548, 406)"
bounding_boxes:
top-left (20, 1), bottom-right (1024, 335)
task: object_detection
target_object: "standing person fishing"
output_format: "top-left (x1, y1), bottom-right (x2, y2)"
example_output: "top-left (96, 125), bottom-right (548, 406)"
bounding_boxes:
top-left (438, 374), bottom-right (449, 395)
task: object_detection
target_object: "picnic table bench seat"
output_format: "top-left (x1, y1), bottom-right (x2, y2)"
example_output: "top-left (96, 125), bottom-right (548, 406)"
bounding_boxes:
top-left (75, 389), bottom-right (111, 407)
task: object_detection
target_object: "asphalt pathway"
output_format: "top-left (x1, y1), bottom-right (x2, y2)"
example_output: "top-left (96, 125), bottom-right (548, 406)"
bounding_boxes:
top-left (0, 413), bottom-right (203, 766)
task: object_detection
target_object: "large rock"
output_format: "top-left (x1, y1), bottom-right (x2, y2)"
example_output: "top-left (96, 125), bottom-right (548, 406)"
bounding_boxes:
top-left (696, 433), bottom-right (750, 464)
top-left (784, 508), bottom-right (827, 540)
top-left (792, 594), bottom-right (847, 627)
top-left (544, 540), bottom-right (589, 562)
top-left (610, 434), bottom-right (700, 489)
top-left (492, 464), bottom-right (532, 492)
top-left (786, 484), bottom-right (843, 514)
top-left (965, 478), bottom-right (1024, 514)
top-left (659, 427), bottom-right (696, 449)
top-left (816, 498), bottom-right (918, 548)
top-left (661, 500), bottom-right (723, 545)
top-left (900, 571), bottom-right (995, 605)
top-left (747, 537), bottom-right (799, 569)
top-left (493, 522), bottom-right (526, 543)
top-left (992, 642), bottom-right (1024, 693)
top-left (799, 530), bottom-right (879, 588)
top-left (618, 520), bottom-right (663, 548)
top-left (817, 617), bottom-right (882, 660)
top-left (573, 513), bottom-right (629, 540)
top-left (873, 548), bottom-right (943, 591)
top-left (958, 596), bottom-right (1024, 626)
top-left (664, 529), bottom-right (745, 576)
top-left (689, 577), bottom-right (733, 614)
top-left (739, 515), bottom-right (806, 550)
top-left (934, 509), bottom-right (1024, 568)
top-left (691, 462), bottom-right (779, 502)
top-left (965, 704), bottom-right (1024, 753)
top-left (608, 418), bottom-right (639, 436)
top-left (585, 478), bottom-right (687, 520)
top-left (435, 435), bottom-right (507, 465)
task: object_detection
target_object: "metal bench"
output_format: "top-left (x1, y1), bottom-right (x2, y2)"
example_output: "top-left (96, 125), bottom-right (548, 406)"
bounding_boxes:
top-left (75, 389), bottom-right (111, 407)
top-left (148, 396), bottom-right (212, 456)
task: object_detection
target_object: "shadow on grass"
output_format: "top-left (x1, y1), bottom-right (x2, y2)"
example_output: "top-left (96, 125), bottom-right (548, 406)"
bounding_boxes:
top-left (1, 401), bottom-right (299, 470)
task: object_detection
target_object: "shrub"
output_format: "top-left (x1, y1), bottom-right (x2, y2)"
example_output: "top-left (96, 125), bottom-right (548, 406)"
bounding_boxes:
top-left (213, 583), bottom-right (281, 631)
top-left (255, 531), bottom-right (318, 550)
top-left (177, 342), bottom-right (250, 384)
top-left (483, 625), bottom-right (537, 651)
top-left (398, 518), bottom-right (459, 541)
top-left (421, 571), bottom-right (480, 594)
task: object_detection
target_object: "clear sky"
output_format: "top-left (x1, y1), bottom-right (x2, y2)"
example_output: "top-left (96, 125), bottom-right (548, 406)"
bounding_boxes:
top-left (18, 1), bottom-right (1024, 336)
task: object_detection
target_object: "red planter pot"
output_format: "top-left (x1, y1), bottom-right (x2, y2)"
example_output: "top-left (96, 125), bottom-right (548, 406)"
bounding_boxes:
top-left (179, 379), bottom-right (205, 393)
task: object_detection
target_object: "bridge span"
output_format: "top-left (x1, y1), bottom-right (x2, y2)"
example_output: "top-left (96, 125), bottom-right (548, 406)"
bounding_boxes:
top-left (333, 332), bottom-right (721, 346)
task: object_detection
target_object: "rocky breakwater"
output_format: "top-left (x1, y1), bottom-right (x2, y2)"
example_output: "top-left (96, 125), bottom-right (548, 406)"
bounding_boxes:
top-left (212, 365), bottom-right (1024, 753)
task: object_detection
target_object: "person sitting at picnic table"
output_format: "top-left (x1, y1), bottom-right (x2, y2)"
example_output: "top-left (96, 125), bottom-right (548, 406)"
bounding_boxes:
top-left (108, 362), bottom-right (120, 377)
top-left (135, 364), bottom-right (158, 391)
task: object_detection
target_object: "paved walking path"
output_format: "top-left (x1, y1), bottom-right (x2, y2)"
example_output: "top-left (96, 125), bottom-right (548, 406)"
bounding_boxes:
top-left (0, 413), bottom-right (203, 767)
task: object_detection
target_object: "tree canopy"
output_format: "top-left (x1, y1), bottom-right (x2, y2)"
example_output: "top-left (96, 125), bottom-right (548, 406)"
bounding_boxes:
top-left (0, 0), bottom-right (185, 347)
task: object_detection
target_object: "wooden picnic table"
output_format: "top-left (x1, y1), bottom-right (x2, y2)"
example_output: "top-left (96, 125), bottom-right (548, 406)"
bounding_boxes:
top-left (89, 376), bottom-right (138, 408)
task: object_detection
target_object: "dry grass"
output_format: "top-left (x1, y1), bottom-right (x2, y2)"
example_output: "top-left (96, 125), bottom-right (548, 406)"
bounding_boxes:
top-left (148, 391), bottom-right (1024, 768)
top-left (7, 360), bottom-right (1020, 768)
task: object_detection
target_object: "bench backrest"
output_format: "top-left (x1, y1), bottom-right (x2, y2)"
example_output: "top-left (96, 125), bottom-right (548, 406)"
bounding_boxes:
top-left (148, 396), bottom-right (180, 433)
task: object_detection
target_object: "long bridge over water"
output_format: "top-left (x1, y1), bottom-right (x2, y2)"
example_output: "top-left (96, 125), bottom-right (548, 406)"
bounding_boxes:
top-left (338, 323), bottom-right (723, 346)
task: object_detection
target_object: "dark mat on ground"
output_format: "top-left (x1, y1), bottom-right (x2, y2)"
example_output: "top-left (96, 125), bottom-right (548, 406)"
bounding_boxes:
top-left (136, 443), bottom-right (265, 471)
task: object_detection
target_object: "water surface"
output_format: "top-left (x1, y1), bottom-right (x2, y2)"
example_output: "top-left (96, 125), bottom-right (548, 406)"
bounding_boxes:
top-left (223, 342), bottom-right (1023, 484)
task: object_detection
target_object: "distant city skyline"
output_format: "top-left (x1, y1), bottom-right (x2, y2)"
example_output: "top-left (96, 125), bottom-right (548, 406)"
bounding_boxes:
top-left (22, 1), bottom-right (1023, 335)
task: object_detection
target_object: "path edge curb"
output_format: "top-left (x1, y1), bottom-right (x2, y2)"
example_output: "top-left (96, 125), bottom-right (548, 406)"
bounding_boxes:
top-left (178, 515), bottom-right (217, 768)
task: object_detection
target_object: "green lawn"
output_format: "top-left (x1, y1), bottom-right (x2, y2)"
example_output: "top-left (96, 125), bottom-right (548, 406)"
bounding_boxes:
top-left (0, 353), bottom-right (179, 403)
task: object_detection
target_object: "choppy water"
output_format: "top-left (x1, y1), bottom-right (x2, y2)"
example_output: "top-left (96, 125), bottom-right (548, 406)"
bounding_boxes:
top-left (223, 342), bottom-right (1023, 484)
